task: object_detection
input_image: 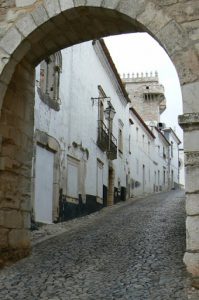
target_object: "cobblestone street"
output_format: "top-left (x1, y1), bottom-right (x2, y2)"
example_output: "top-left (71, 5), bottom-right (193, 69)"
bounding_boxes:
top-left (0, 191), bottom-right (198, 300)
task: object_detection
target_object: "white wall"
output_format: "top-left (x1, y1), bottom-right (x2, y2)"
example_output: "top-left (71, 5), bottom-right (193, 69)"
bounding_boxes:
top-left (34, 40), bottom-right (178, 221)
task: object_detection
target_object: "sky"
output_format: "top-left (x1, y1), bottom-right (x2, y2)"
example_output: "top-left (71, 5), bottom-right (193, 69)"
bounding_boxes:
top-left (104, 33), bottom-right (183, 144)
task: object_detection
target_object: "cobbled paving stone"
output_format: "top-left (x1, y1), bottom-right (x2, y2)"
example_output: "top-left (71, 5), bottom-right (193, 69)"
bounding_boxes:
top-left (0, 190), bottom-right (198, 299)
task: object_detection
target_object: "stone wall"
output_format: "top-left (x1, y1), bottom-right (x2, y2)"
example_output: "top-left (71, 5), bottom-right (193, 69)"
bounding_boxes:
top-left (0, 61), bottom-right (34, 265)
top-left (122, 72), bottom-right (165, 123)
top-left (0, 0), bottom-right (198, 278)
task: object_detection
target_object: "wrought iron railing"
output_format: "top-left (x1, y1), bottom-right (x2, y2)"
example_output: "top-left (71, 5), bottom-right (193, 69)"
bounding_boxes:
top-left (97, 120), bottom-right (117, 160)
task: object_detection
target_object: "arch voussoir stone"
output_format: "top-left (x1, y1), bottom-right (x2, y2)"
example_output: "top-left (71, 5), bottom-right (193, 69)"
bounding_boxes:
top-left (101, 0), bottom-right (120, 9)
top-left (156, 20), bottom-right (189, 56)
top-left (43, 0), bottom-right (61, 18)
top-left (31, 4), bottom-right (49, 26)
top-left (15, 14), bottom-right (37, 38)
top-left (86, 0), bottom-right (103, 7)
top-left (0, 26), bottom-right (23, 56)
top-left (136, 1), bottom-right (171, 35)
top-left (172, 49), bottom-right (199, 85)
top-left (59, 0), bottom-right (74, 11)
top-left (116, 0), bottom-right (146, 20)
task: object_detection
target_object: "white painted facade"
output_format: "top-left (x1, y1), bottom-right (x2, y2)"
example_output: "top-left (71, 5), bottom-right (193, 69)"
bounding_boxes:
top-left (163, 128), bottom-right (181, 189)
top-left (32, 40), bottom-right (181, 223)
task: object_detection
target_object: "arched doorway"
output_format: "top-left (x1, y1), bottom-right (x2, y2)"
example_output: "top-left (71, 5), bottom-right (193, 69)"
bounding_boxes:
top-left (0, 1), bottom-right (198, 276)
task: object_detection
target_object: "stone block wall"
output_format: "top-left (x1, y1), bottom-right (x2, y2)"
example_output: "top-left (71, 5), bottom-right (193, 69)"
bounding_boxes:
top-left (0, 62), bottom-right (34, 265)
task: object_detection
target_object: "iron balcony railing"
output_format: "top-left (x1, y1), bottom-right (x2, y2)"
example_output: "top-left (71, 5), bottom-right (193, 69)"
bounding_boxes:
top-left (97, 120), bottom-right (117, 160)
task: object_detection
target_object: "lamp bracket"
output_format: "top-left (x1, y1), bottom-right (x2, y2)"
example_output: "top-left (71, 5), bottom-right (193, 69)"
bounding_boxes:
top-left (91, 96), bottom-right (111, 106)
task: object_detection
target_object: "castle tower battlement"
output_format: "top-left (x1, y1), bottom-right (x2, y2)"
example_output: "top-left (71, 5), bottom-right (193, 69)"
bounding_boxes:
top-left (121, 71), bottom-right (159, 83)
top-left (122, 71), bottom-right (167, 123)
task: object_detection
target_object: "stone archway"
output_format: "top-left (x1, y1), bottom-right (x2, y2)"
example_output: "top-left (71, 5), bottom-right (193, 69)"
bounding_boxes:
top-left (0, 0), bottom-right (198, 276)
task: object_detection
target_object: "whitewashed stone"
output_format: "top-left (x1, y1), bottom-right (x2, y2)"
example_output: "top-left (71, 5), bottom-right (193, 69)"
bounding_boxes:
top-left (16, 14), bottom-right (37, 37)
top-left (185, 166), bottom-right (199, 193)
top-left (184, 131), bottom-right (199, 152)
top-left (31, 4), bottom-right (49, 26)
top-left (101, 0), bottom-right (120, 9)
top-left (59, 0), bottom-right (74, 11)
top-left (157, 20), bottom-right (188, 54)
top-left (73, 0), bottom-right (87, 6)
top-left (182, 82), bottom-right (199, 114)
top-left (117, 0), bottom-right (145, 19)
top-left (16, 0), bottom-right (36, 7)
top-left (186, 194), bottom-right (199, 216)
top-left (184, 252), bottom-right (199, 277)
top-left (138, 2), bottom-right (171, 35)
top-left (0, 27), bottom-right (22, 55)
top-left (44, 0), bottom-right (61, 18)
top-left (186, 216), bottom-right (199, 251)
top-left (86, 0), bottom-right (103, 7)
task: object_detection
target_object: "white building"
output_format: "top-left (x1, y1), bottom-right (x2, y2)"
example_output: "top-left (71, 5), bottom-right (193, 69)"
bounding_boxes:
top-left (32, 39), bottom-right (180, 224)
top-left (163, 128), bottom-right (181, 189)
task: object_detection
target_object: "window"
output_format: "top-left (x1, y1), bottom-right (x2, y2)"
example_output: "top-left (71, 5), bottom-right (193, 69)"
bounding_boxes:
top-left (118, 119), bottom-right (124, 154)
top-left (171, 141), bottom-right (174, 157)
top-left (136, 127), bottom-right (139, 142)
top-left (118, 128), bottom-right (123, 153)
top-left (148, 141), bottom-right (150, 154)
top-left (96, 159), bottom-right (103, 201)
top-left (38, 51), bottom-right (62, 111)
top-left (67, 156), bottom-right (80, 199)
top-left (163, 146), bottom-right (166, 159)
top-left (118, 178), bottom-right (121, 196)
top-left (129, 134), bottom-right (131, 154)
top-left (142, 134), bottom-right (145, 148)
top-left (163, 169), bottom-right (166, 185)
top-left (136, 159), bottom-right (139, 175)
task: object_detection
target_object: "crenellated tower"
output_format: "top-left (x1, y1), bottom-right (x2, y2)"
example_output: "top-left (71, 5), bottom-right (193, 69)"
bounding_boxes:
top-left (122, 72), bottom-right (166, 123)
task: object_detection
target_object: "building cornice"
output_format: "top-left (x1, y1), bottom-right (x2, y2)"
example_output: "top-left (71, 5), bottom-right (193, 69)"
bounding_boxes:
top-left (179, 113), bottom-right (199, 131)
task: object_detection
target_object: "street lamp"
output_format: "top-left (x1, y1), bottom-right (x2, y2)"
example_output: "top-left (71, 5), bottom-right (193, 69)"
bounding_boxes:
top-left (104, 101), bottom-right (116, 125)
top-left (104, 101), bottom-right (116, 157)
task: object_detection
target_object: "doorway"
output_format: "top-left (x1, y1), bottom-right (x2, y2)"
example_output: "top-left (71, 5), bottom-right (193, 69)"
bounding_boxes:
top-left (35, 145), bottom-right (54, 224)
top-left (107, 166), bottom-right (115, 206)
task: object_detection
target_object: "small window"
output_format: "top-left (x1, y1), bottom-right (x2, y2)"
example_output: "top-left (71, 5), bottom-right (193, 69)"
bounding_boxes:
top-left (148, 141), bottom-right (150, 154)
top-left (171, 141), bottom-right (174, 157)
top-left (142, 135), bottom-right (145, 147)
top-left (136, 159), bottom-right (139, 175)
top-left (163, 146), bottom-right (166, 159)
top-left (136, 127), bottom-right (139, 142)
top-left (118, 128), bottom-right (123, 154)
top-left (129, 134), bottom-right (131, 154)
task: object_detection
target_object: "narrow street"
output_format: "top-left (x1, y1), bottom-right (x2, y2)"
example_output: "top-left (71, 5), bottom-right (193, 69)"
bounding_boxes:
top-left (0, 191), bottom-right (195, 299)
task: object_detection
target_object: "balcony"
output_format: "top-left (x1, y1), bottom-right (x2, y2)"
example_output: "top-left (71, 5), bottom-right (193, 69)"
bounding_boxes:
top-left (97, 120), bottom-right (109, 152)
top-left (107, 133), bottom-right (117, 160)
top-left (97, 120), bottom-right (117, 160)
